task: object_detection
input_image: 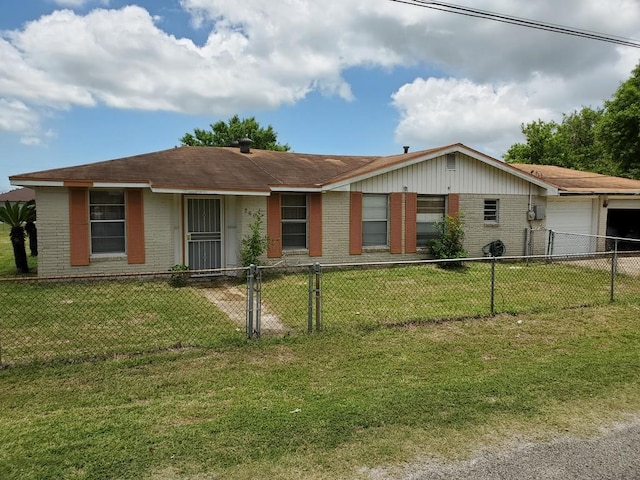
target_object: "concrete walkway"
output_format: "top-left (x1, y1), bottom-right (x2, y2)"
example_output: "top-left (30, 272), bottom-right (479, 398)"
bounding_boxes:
top-left (198, 285), bottom-right (287, 334)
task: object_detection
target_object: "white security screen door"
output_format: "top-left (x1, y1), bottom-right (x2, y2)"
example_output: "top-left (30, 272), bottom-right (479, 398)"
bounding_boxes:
top-left (186, 198), bottom-right (222, 270)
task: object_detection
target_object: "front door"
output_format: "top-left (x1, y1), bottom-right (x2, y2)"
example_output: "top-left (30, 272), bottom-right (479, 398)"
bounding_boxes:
top-left (185, 197), bottom-right (222, 270)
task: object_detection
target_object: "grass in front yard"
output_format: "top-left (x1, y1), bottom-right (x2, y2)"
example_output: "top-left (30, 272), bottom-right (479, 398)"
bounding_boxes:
top-left (1, 279), bottom-right (245, 364)
top-left (263, 261), bottom-right (640, 330)
top-left (1, 302), bottom-right (639, 479)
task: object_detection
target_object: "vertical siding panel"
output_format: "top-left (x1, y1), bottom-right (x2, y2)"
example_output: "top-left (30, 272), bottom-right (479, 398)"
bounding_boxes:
top-left (405, 193), bottom-right (417, 254)
top-left (69, 187), bottom-right (90, 266)
top-left (267, 193), bottom-right (282, 258)
top-left (126, 189), bottom-right (145, 264)
top-left (349, 192), bottom-right (363, 255)
top-left (389, 192), bottom-right (403, 254)
top-left (308, 193), bottom-right (323, 257)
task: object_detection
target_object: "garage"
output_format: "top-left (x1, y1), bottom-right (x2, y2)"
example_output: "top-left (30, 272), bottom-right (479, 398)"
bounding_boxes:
top-left (546, 197), bottom-right (596, 255)
top-left (606, 199), bottom-right (640, 251)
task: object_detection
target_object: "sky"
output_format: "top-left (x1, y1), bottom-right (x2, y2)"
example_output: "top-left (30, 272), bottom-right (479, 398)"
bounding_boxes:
top-left (1, 0), bottom-right (639, 192)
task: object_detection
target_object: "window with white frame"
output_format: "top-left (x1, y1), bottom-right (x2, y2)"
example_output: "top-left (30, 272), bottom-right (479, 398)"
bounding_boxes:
top-left (90, 190), bottom-right (126, 254)
top-left (484, 199), bottom-right (499, 222)
top-left (362, 194), bottom-right (388, 247)
top-left (417, 195), bottom-right (446, 247)
top-left (281, 194), bottom-right (308, 249)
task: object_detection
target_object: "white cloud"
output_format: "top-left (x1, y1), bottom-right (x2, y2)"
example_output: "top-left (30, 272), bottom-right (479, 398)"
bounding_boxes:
top-left (1, 0), bottom-right (639, 151)
top-left (392, 77), bottom-right (556, 157)
top-left (0, 99), bottom-right (40, 133)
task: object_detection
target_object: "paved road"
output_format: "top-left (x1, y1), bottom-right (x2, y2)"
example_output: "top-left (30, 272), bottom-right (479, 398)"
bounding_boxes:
top-left (368, 421), bottom-right (640, 480)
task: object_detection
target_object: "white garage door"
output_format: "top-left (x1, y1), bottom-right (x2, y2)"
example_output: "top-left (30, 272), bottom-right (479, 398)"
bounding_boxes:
top-left (546, 198), bottom-right (595, 255)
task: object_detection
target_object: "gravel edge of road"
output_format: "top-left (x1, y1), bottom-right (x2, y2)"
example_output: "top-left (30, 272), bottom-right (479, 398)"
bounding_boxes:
top-left (364, 415), bottom-right (640, 480)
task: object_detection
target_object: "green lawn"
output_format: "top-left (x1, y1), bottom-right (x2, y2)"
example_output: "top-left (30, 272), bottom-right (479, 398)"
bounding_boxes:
top-left (263, 260), bottom-right (640, 331)
top-left (1, 278), bottom-right (246, 364)
top-left (2, 226), bottom-right (639, 478)
top-left (2, 257), bottom-right (639, 365)
top-left (1, 302), bottom-right (639, 479)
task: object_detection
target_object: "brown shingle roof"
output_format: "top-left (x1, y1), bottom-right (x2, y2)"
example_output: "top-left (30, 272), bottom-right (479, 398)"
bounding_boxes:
top-left (0, 187), bottom-right (35, 202)
top-left (10, 146), bottom-right (385, 192)
top-left (509, 164), bottom-right (640, 194)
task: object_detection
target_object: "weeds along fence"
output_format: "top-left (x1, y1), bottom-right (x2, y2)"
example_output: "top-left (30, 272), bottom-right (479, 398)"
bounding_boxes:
top-left (1, 252), bottom-right (639, 366)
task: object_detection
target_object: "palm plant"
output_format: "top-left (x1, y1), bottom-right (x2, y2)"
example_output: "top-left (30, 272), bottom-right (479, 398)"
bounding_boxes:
top-left (24, 200), bottom-right (38, 256)
top-left (0, 200), bottom-right (36, 273)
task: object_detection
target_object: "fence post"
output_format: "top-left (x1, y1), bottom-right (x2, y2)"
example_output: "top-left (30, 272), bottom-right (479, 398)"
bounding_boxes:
top-left (490, 256), bottom-right (496, 315)
top-left (255, 267), bottom-right (262, 338)
top-left (247, 264), bottom-right (255, 339)
top-left (610, 239), bottom-right (618, 303)
top-left (547, 230), bottom-right (555, 258)
top-left (315, 263), bottom-right (322, 332)
top-left (308, 264), bottom-right (314, 333)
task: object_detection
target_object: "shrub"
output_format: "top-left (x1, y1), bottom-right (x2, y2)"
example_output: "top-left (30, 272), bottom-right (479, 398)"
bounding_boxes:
top-left (429, 214), bottom-right (467, 269)
top-left (240, 211), bottom-right (269, 267)
top-left (169, 264), bottom-right (190, 287)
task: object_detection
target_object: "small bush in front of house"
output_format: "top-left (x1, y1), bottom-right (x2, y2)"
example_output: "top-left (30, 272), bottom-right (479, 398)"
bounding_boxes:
top-left (429, 213), bottom-right (467, 269)
top-left (169, 264), bottom-right (190, 287)
top-left (240, 211), bottom-right (269, 267)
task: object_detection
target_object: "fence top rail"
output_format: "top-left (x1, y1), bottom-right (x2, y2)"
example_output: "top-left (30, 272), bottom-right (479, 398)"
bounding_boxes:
top-left (0, 266), bottom-right (248, 283)
top-left (2, 251), bottom-right (635, 283)
top-left (549, 230), bottom-right (640, 243)
top-left (260, 251), bottom-right (626, 272)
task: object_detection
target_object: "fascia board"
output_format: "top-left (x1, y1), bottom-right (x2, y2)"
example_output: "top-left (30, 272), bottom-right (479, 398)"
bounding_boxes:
top-left (151, 187), bottom-right (269, 196)
top-left (10, 180), bottom-right (64, 187)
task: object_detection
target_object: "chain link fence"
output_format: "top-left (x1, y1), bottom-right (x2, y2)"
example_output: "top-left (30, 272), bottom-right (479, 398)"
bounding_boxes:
top-left (2, 252), bottom-right (639, 366)
top-left (526, 228), bottom-right (640, 256)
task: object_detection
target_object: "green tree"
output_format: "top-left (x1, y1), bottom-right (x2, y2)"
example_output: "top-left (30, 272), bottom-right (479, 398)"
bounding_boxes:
top-left (0, 200), bottom-right (35, 273)
top-left (504, 119), bottom-right (562, 165)
top-left (504, 108), bottom-right (615, 174)
top-left (598, 64), bottom-right (640, 179)
top-left (556, 107), bottom-right (611, 173)
top-left (180, 115), bottom-right (291, 151)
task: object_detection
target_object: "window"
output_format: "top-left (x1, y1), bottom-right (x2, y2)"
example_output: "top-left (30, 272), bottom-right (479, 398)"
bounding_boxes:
top-left (363, 194), bottom-right (388, 247)
top-left (417, 195), bottom-right (445, 247)
top-left (90, 190), bottom-right (125, 254)
top-left (281, 194), bottom-right (307, 249)
top-left (484, 199), bottom-right (499, 222)
top-left (446, 153), bottom-right (456, 170)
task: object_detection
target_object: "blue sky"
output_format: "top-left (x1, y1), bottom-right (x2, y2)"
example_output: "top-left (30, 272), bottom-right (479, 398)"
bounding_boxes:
top-left (1, 0), bottom-right (639, 192)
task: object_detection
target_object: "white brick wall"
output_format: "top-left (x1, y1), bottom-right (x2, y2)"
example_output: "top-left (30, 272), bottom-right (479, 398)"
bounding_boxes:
top-left (35, 188), bottom-right (180, 276)
top-left (34, 187), bottom-right (552, 276)
top-left (459, 194), bottom-right (545, 257)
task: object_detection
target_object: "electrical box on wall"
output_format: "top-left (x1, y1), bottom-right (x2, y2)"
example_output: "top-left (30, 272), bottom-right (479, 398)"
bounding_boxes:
top-left (533, 205), bottom-right (545, 220)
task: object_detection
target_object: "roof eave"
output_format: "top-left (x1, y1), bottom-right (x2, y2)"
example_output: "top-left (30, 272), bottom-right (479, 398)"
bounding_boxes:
top-left (558, 189), bottom-right (640, 195)
top-left (269, 186), bottom-right (323, 193)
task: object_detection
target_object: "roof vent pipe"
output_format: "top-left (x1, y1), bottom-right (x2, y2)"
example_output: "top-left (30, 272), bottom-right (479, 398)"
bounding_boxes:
top-left (403, 146), bottom-right (410, 154)
top-left (239, 137), bottom-right (253, 154)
